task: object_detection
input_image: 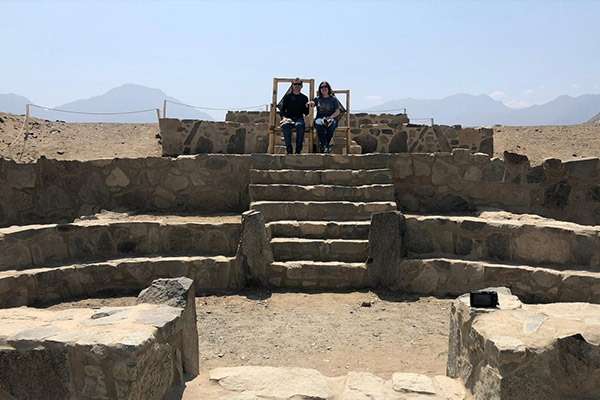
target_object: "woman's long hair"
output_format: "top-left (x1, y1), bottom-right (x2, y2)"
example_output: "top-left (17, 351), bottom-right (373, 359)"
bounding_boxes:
top-left (317, 81), bottom-right (334, 98)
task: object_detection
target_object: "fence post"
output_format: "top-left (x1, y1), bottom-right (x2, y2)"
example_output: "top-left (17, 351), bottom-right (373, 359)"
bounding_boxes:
top-left (431, 118), bottom-right (434, 127)
top-left (156, 108), bottom-right (161, 122)
top-left (163, 100), bottom-right (167, 118)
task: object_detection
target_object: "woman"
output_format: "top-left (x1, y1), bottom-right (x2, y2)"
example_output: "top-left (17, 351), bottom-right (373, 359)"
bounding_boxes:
top-left (308, 81), bottom-right (342, 153)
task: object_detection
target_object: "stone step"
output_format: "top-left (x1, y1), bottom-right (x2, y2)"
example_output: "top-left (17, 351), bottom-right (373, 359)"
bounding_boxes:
top-left (268, 261), bottom-right (368, 289)
top-left (271, 238), bottom-right (368, 262)
top-left (0, 255), bottom-right (242, 308)
top-left (249, 169), bottom-right (393, 186)
top-left (404, 212), bottom-right (600, 272)
top-left (388, 257), bottom-right (600, 304)
top-left (249, 184), bottom-right (395, 202)
top-left (250, 201), bottom-right (397, 222)
top-left (0, 216), bottom-right (241, 272)
top-left (268, 220), bottom-right (371, 239)
top-left (250, 153), bottom-right (391, 170)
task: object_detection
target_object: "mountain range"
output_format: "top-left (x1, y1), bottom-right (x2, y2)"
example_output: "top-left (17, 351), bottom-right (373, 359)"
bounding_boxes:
top-left (368, 93), bottom-right (600, 126)
top-left (0, 84), bottom-right (212, 123)
top-left (1, 84), bottom-right (600, 126)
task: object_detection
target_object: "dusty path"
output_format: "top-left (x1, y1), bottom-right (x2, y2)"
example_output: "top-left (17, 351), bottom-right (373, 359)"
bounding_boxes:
top-left (49, 290), bottom-right (452, 378)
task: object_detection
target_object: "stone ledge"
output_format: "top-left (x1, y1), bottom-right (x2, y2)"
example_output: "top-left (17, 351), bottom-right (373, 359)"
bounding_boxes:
top-left (448, 288), bottom-right (600, 400)
top-left (384, 258), bottom-right (600, 304)
top-left (0, 216), bottom-right (242, 272)
top-left (0, 277), bottom-right (199, 400)
top-left (207, 366), bottom-right (467, 400)
top-left (0, 255), bottom-right (242, 308)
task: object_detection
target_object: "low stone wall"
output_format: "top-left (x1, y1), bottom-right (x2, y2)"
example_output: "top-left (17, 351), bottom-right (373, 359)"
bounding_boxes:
top-left (448, 289), bottom-right (600, 400)
top-left (0, 278), bottom-right (199, 400)
top-left (352, 124), bottom-right (493, 155)
top-left (0, 155), bottom-right (250, 227)
top-left (0, 219), bottom-right (241, 271)
top-left (392, 151), bottom-right (600, 226)
top-left (160, 119), bottom-right (269, 155)
top-left (160, 117), bottom-right (493, 156)
top-left (404, 215), bottom-right (600, 269)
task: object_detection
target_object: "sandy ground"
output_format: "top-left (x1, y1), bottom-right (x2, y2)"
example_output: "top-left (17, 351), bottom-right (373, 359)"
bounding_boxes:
top-left (0, 113), bottom-right (161, 162)
top-left (2, 112), bottom-right (600, 165)
top-left (48, 290), bottom-right (452, 395)
top-left (492, 124), bottom-right (600, 165)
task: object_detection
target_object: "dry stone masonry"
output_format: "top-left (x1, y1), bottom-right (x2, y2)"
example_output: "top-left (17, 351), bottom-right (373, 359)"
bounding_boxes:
top-left (0, 277), bottom-right (199, 400)
top-left (448, 287), bottom-right (600, 400)
top-left (0, 147), bottom-right (599, 399)
top-left (248, 154), bottom-right (396, 289)
top-left (160, 111), bottom-right (493, 156)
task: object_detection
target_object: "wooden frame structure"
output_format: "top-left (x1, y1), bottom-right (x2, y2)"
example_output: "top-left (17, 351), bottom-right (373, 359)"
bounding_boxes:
top-left (268, 77), bottom-right (315, 154)
top-left (331, 89), bottom-right (351, 154)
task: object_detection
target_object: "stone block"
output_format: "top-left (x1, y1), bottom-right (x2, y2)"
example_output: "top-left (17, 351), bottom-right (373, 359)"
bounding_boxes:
top-left (137, 277), bottom-right (199, 377)
top-left (0, 299), bottom-right (190, 399)
top-left (238, 210), bottom-right (273, 286)
top-left (564, 157), bottom-right (598, 179)
top-left (448, 288), bottom-right (600, 400)
top-left (367, 211), bottom-right (406, 287)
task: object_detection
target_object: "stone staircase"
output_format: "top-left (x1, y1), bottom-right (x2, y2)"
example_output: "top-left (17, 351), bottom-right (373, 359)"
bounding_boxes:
top-left (249, 155), bottom-right (397, 288)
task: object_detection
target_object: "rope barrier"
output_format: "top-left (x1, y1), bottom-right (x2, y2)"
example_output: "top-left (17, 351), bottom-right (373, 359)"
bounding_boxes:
top-left (29, 104), bottom-right (158, 115)
top-left (163, 99), bottom-right (268, 113)
top-left (353, 107), bottom-right (408, 113)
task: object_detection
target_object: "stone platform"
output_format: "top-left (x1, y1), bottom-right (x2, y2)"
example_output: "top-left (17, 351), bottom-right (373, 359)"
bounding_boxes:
top-left (203, 366), bottom-right (467, 400)
top-left (0, 277), bottom-right (199, 400)
top-left (448, 288), bottom-right (600, 400)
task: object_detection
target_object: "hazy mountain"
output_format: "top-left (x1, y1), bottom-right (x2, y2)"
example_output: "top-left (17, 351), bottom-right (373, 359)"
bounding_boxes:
top-left (6, 84), bottom-right (212, 123)
top-left (370, 94), bottom-right (600, 126)
top-left (0, 93), bottom-right (31, 115)
top-left (588, 112), bottom-right (600, 124)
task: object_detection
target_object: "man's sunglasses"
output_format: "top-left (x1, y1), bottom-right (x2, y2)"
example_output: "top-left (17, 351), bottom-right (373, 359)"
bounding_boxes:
top-left (293, 83), bottom-right (302, 86)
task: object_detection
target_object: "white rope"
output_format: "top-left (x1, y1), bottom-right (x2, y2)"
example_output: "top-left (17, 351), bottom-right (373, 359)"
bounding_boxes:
top-left (29, 104), bottom-right (158, 115)
top-left (165, 99), bottom-right (268, 111)
top-left (353, 107), bottom-right (408, 113)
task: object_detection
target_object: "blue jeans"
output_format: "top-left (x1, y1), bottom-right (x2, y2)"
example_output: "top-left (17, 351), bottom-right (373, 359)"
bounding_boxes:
top-left (315, 118), bottom-right (338, 152)
top-left (281, 118), bottom-right (305, 154)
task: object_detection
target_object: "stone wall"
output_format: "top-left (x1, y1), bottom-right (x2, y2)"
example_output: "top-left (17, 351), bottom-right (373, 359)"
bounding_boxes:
top-left (224, 111), bottom-right (410, 127)
top-left (3, 152), bottom-right (598, 228)
top-left (391, 151), bottom-right (600, 226)
top-left (160, 118), bottom-right (269, 155)
top-left (0, 155), bottom-right (250, 227)
top-left (160, 117), bottom-right (493, 156)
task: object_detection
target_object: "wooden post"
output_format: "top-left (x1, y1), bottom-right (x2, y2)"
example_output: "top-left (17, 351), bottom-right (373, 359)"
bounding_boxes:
top-left (268, 78), bottom-right (278, 154)
top-left (308, 79), bottom-right (315, 153)
top-left (163, 100), bottom-right (167, 118)
top-left (431, 118), bottom-right (434, 127)
top-left (346, 90), bottom-right (351, 154)
top-left (156, 108), bottom-right (161, 122)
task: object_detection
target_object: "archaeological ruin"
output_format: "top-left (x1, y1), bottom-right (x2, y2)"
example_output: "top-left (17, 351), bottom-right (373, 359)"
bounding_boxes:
top-left (1, 86), bottom-right (600, 399)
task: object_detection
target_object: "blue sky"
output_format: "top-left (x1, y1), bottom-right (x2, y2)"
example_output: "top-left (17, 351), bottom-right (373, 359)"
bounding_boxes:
top-left (2, 0), bottom-right (599, 118)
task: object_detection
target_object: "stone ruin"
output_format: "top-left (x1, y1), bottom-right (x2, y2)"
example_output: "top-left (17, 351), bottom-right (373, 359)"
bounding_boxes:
top-left (0, 129), bottom-right (599, 398)
top-left (159, 111), bottom-right (493, 156)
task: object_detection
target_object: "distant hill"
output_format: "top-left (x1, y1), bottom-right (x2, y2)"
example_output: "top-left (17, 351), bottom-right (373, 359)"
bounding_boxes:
top-left (588, 112), bottom-right (600, 124)
top-left (0, 84), bottom-right (212, 123)
top-left (0, 93), bottom-right (31, 115)
top-left (369, 93), bottom-right (600, 126)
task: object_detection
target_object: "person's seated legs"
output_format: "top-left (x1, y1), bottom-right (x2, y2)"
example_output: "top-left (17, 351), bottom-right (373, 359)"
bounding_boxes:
top-left (325, 119), bottom-right (338, 153)
top-left (281, 120), bottom-right (294, 154)
top-left (294, 118), bottom-right (305, 154)
top-left (315, 118), bottom-right (328, 153)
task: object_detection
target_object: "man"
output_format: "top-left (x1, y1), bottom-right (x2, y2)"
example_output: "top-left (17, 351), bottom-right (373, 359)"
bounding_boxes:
top-left (278, 78), bottom-right (309, 154)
